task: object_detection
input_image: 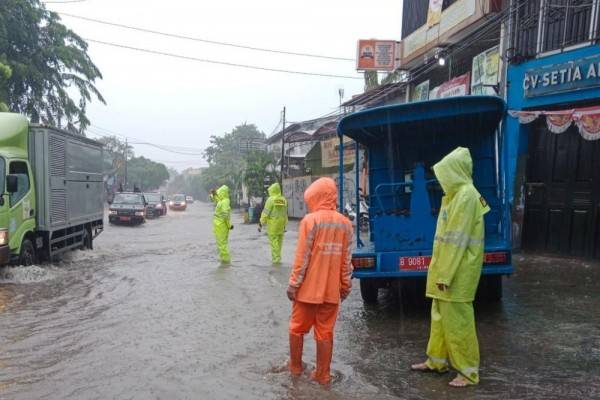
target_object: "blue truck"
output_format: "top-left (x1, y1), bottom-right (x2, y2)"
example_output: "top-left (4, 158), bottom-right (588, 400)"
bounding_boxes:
top-left (337, 96), bottom-right (513, 303)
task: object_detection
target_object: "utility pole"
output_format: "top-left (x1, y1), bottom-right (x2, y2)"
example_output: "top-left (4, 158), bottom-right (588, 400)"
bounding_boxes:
top-left (280, 106), bottom-right (286, 186)
top-left (124, 137), bottom-right (128, 190)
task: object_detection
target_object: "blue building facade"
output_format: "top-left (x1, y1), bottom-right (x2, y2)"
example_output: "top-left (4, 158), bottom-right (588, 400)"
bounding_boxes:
top-left (506, 44), bottom-right (600, 258)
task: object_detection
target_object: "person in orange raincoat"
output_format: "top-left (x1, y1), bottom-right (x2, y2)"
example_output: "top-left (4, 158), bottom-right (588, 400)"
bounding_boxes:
top-left (286, 177), bottom-right (353, 384)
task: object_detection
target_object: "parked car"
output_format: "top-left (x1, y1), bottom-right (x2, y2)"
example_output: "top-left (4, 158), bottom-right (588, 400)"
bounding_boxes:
top-left (169, 194), bottom-right (187, 211)
top-left (109, 192), bottom-right (147, 225)
top-left (185, 195), bottom-right (194, 204)
top-left (143, 192), bottom-right (165, 218)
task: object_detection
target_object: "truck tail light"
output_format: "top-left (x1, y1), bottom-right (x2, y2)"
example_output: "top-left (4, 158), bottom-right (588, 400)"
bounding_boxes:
top-left (484, 252), bottom-right (510, 264)
top-left (352, 256), bottom-right (376, 269)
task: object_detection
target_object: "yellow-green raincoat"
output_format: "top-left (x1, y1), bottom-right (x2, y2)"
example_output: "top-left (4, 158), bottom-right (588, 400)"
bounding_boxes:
top-left (424, 147), bottom-right (490, 385)
top-left (260, 182), bottom-right (288, 263)
top-left (213, 185), bottom-right (232, 263)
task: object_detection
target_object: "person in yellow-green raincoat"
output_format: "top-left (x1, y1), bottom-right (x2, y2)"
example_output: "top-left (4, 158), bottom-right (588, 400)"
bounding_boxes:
top-left (259, 182), bottom-right (288, 264)
top-left (411, 147), bottom-right (490, 388)
top-left (212, 185), bottom-right (233, 264)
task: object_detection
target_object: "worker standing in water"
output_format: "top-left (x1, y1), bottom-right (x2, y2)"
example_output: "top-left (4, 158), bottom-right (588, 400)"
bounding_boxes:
top-left (212, 185), bottom-right (233, 264)
top-left (259, 182), bottom-right (288, 264)
top-left (411, 147), bottom-right (489, 388)
top-left (286, 177), bottom-right (353, 385)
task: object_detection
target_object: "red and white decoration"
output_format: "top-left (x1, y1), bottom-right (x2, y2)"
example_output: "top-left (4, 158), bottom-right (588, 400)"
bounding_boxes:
top-left (509, 105), bottom-right (600, 141)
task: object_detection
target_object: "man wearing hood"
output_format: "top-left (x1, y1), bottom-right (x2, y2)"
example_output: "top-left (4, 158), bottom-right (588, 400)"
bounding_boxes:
top-left (411, 147), bottom-right (489, 387)
top-left (286, 177), bottom-right (353, 384)
top-left (212, 185), bottom-right (233, 264)
top-left (259, 182), bottom-right (288, 264)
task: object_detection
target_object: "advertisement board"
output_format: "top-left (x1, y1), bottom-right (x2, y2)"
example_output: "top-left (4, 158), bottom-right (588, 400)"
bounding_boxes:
top-left (411, 80), bottom-right (430, 102)
top-left (357, 40), bottom-right (398, 71)
top-left (471, 45), bottom-right (500, 95)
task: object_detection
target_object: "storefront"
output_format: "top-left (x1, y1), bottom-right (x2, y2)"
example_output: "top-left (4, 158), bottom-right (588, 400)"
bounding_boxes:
top-left (507, 45), bottom-right (600, 258)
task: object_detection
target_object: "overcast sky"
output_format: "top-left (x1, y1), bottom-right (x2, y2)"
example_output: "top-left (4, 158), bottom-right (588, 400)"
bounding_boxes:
top-left (45, 0), bottom-right (403, 171)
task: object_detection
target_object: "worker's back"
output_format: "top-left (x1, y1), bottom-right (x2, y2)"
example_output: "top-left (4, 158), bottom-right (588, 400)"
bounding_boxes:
top-left (290, 178), bottom-right (353, 305)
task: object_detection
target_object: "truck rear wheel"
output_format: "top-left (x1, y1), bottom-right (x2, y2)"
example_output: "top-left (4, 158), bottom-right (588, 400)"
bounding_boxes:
top-left (360, 279), bottom-right (379, 304)
top-left (80, 228), bottom-right (93, 250)
top-left (19, 239), bottom-right (37, 266)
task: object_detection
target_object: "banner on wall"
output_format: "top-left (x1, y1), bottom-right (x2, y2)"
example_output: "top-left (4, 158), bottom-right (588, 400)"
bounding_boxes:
top-left (427, 0), bottom-right (443, 27)
top-left (509, 105), bottom-right (600, 141)
top-left (430, 72), bottom-right (471, 99)
top-left (471, 45), bottom-right (500, 95)
top-left (321, 136), bottom-right (355, 168)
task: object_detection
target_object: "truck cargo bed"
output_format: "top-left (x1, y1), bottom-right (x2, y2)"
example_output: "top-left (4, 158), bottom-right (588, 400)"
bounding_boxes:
top-left (29, 126), bottom-right (104, 232)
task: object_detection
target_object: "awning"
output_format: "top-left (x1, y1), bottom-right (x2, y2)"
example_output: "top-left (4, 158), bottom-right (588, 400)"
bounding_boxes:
top-left (338, 96), bottom-right (506, 145)
top-left (509, 106), bottom-right (600, 141)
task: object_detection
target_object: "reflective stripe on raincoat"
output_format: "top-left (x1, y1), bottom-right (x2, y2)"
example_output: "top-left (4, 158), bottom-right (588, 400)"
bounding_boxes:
top-left (425, 147), bottom-right (490, 303)
top-left (260, 182), bottom-right (288, 235)
top-left (289, 177), bottom-right (353, 304)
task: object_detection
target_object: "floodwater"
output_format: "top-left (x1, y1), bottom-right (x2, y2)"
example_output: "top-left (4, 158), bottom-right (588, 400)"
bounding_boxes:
top-left (0, 203), bottom-right (599, 400)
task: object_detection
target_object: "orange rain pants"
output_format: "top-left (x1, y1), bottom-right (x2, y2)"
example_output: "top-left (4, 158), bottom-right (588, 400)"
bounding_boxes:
top-left (289, 301), bottom-right (339, 341)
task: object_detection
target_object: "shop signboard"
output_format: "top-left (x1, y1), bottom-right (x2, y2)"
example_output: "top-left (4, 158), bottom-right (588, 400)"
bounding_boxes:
top-left (356, 40), bottom-right (399, 71)
top-left (472, 45), bottom-right (500, 95)
top-left (523, 54), bottom-right (600, 98)
top-left (430, 72), bottom-right (471, 99)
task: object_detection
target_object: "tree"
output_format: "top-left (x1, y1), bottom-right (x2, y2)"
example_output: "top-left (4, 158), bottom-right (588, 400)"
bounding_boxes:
top-left (201, 123), bottom-right (267, 205)
top-left (0, 61), bottom-right (11, 112)
top-left (244, 151), bottom-right (276, 199)
top-left (0, 0), bottom-right (104, 132)
top-left (127, 156), bottom-right (169, 191)
top-left (97, 136), bottom-right (133, 186)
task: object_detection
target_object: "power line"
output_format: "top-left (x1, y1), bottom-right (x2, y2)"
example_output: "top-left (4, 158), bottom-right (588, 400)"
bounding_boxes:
top-left (59, 12), bottom-right (355, 62)
top-left (85, 38), bottom-right (363, 80)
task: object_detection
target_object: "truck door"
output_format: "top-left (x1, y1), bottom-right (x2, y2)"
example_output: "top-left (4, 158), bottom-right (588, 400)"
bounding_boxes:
top-left (8, 160), bottom-right (35, 251)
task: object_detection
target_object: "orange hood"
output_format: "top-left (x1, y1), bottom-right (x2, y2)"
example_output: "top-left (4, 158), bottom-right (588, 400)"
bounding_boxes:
top-left (304, 177), bottom-right (337, 212)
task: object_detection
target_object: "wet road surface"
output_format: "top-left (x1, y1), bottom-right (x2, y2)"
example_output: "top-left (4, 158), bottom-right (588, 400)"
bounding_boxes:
top-left (1, 203), bottom-right (599, 399)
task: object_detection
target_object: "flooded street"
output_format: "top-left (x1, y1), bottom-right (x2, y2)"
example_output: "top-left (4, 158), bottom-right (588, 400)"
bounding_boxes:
top-left (0, 203), bottom-right (599, 400)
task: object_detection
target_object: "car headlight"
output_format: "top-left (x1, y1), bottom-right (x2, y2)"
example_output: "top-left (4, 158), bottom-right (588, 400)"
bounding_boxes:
top-left (156, 203), bottom-right (162, 208)
top-left (135, 211), bottom-right (145, 216)
top-left (109, 210), bottom-right (118, 215)
top-left (169, 201), bottom-right (174, 205)
top-left (182, 202), bottom-right (187, 206)
top-left (0, 230), bottom-right (8, 246)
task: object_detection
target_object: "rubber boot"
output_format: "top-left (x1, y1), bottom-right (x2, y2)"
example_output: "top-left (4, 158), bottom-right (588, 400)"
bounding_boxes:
top-left (311, 339), bottom-right (333, 384)
top-left (288, 333), bottom-right (304, 376)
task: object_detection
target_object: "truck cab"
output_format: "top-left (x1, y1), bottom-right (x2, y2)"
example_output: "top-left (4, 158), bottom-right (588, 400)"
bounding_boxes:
top-left (337, 96), bottom-right (513, 303)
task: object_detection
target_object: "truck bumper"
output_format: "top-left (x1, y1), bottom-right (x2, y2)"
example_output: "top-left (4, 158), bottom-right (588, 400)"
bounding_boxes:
top-left (0, 244), bottom-right (11, 265)
top-left (353, 264), bottom-right (514, 279)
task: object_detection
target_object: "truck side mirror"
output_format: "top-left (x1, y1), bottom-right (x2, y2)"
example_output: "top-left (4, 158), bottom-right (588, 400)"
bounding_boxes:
top-left (6, 175), bottom-right (18, 193)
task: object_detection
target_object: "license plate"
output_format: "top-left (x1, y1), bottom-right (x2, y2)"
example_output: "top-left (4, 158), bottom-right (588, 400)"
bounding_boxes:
top-left (120, 216), bottom-right (131, 222)
top-left (399, 256), bottom-right (431, 271)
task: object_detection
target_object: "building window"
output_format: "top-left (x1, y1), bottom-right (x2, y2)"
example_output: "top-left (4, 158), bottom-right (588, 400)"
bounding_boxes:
top-left (542, 0), bottom-right (593, 52)
top-left (515, 0), bottom-right (541, 59)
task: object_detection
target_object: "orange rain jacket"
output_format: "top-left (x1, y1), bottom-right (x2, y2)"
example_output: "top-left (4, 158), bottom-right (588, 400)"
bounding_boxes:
top-left (288, 177), bottom-right (353, 304)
